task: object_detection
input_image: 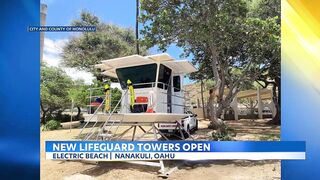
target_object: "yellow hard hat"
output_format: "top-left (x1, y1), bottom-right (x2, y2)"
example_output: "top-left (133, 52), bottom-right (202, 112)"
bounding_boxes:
top-left (104, 84), bottom-right (110, 89)
top-left (127, 79), bottom-right (132, 85)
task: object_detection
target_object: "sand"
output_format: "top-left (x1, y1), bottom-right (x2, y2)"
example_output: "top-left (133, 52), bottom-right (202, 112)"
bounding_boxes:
top-left (41, 119), bottom-right (280, 180)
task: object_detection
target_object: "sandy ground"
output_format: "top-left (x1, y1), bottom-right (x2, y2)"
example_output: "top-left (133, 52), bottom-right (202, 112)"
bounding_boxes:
top-left (41, 119), bottom-right (280, 180)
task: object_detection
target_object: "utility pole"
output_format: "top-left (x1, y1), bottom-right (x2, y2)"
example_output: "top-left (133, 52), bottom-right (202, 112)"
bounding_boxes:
top-left (136, 0), bottom-right (140, 55)
top-left (40, 4), bottom-right (47, 62)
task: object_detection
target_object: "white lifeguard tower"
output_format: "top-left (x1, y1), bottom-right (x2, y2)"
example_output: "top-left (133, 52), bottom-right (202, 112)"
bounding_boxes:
top-left (78, 53), bottom-right (197, 176)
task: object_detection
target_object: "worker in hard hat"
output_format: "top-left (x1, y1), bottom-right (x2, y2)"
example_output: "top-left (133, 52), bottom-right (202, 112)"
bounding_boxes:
top-left (104, 84), bottom-right (111, 113)
top-left (127, 79), bottom-right (135, 111)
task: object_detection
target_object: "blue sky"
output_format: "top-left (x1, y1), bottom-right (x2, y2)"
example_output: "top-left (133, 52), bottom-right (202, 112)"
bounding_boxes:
top-left (41, 0), bottom-right (192, 84)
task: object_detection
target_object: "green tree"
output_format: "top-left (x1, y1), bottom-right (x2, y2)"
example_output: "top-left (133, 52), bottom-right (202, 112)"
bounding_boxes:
top-left (140, 0), bottom-right (280, 128)
top-left (140, 0), bottom-right (253, 130)
top-left (62, 11), bottom-right (147, 80)
top-left (249, 0), bottom-right (280, 20)
top-left (247, 18), bottom-right (280, 124)
top-left (247, 0), bottom-right (280, 124)
top-left (68, 79), bottom-right (89, 120)
top-left (40, 65), bottom-right (73, 124)
top-left (189, 64), bottom-right (211, 119)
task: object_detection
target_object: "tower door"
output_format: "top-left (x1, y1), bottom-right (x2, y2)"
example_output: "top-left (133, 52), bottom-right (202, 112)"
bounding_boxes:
top-left (172, 75), bottom-right (183, 114)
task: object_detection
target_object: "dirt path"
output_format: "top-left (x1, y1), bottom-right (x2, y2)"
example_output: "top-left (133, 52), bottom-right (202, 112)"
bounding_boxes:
top-left (41, 119), bottom-right (280, 180)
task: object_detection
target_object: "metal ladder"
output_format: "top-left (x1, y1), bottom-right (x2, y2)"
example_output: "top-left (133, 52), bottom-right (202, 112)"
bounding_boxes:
top-left (77, 97), bottom-right (106, 139)
top-left (80, 89), bottom-right (128, 141)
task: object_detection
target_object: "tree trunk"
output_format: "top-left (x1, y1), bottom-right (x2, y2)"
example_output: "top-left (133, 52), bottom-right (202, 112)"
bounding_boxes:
top-left (76, 106), bottom-right (81, 120)
top-left (277, 77), bottom-right (281, 123)
top-left (40, 101), bottom-right (48, 124)
top-left (200, 79), bottom-right (206, 119)
top-left (208, 46), bottom-right (225, 130)
top-left (208, 89), bottom-right (224, 130)
top-left (250, 100), bottom-right (257, 115)
top-left (270, 77), bottom-right (281, 125)
top-left (41, 110), bottom-right (47, 124)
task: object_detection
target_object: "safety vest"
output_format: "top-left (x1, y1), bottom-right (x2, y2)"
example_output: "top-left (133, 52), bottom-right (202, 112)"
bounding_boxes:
top-left (127, 79), bottom-right (135, 109)
top-left (104, 84), bottom-right (111, 112)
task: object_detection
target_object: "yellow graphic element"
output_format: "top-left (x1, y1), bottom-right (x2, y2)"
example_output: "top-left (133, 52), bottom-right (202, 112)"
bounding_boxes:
top-left (283, 0), bottom-right (320, 92)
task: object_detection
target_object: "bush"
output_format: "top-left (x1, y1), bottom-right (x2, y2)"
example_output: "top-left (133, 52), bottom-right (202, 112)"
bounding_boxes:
top-left (210, 124), bottom-right (233, 141)
top-left (211, 131), bottom-right (232, 141)
top-left (43, 120), bottom-right (61, 131)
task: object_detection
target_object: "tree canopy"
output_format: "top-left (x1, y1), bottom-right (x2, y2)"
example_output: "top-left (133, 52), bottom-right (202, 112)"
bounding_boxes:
top-left (40, 65), bottom-right (123, 124)
top-left (68, 79), bottom-right (89, 108)
top-left (40, 65), bottom-right (73, 123)
top-left (248, 0), bottom-right (281, 124)
top-left (62, 11), bottom-right (147, 78)
top-left (140, 0), bottom-right (280, 126)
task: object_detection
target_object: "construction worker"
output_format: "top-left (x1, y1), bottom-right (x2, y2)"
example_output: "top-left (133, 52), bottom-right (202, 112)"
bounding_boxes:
top-left (104, 84), bottom-right (111, 113)
top-left (127, 79), bottom-right (135, 111)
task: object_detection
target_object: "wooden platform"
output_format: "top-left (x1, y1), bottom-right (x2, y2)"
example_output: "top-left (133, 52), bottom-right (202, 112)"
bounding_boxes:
top-left (83, 113), bottom-right (189, 123)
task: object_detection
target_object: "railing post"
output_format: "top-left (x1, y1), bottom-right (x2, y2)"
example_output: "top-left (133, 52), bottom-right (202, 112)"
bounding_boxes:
top-left (109, 88), bottom-right (112, 113)
top-left (70, 98), bottom-right (74, 132)
top-left (89, 88), bottom-right (92, 114)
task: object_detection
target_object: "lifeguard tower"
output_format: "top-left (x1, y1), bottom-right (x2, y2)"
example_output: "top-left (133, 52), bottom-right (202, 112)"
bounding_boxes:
top-left (78, 53), bottom-right (197, 176)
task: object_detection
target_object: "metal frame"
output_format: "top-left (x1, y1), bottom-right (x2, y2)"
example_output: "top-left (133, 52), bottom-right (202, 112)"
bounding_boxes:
top-left (83, 120), bottom-right (190, 176)
top-left (78, 80), bottom-right (194, 176)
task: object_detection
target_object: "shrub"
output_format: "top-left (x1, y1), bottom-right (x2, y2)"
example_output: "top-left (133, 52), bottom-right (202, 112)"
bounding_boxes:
top-left (211, 124), bottom-right (233, 141)
top-left (43, 120), bottom-right (61, 131)
top-left (211, 131), bottom-right (232, 141)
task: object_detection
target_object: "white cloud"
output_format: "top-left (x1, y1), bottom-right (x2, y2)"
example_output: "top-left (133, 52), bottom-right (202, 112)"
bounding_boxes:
top-left (43, 53), bottom-right (61, 67)
top-left (43, 37), bottom-right (94, 84)
top-left (44, 38), bottom-right (67, 55)
top-left (43, 37), bottom-right (68, 66)
top-left (64, 68), bottom-right (95, 85)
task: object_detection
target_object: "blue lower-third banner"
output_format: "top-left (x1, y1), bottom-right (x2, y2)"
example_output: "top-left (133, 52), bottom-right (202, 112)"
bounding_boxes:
top-left (46, 141), bottom-right (306, 161)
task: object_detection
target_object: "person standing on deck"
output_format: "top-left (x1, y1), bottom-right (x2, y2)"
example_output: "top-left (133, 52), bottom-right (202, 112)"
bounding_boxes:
top-left (104, 84), bottom-right (111, 113)
top-left (127, 79), bottom-right (135, 112)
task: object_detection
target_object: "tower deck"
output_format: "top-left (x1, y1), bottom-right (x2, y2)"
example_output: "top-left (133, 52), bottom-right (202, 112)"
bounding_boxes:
top-left (83, 113), bottom-right (189, 123)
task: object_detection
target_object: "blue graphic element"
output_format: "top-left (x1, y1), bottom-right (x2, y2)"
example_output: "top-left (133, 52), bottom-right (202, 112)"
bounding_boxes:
top-left (46, 141), bottom-right (305, 153)
top-left (0, 1), bottom-right (40, 179)
top-left (282, 66), bottom-right (320, 179)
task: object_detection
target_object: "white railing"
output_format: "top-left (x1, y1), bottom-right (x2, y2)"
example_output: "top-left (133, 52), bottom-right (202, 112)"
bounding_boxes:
top-left (79, 82), bottom-right (193, 140)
